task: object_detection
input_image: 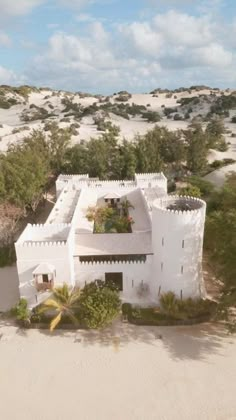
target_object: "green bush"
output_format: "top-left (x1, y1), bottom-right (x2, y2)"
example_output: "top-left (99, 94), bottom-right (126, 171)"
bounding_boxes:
top-left (126, 294), bottom-right (216, 326)
top-left (185, 176), bottom-right (215, 197)
top-left (142, 111), bottom-right (161, 123)
top-left (11, 298), bottom-right (30, 323)
top-left (122, 303), bottom-right (132, 316)
top-left (178, 184), bottom-right (201, 198)
top-left (79, 280), bottom-right (121, 329)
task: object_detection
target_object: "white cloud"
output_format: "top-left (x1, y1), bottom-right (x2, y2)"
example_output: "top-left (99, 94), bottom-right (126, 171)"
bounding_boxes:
top-left (27, 10), bottom-right (236, 92)
top-left (0, 32), bottom-right (11, 47)
top-left (76, 13), bottom-right (97, 23)
top-left (0, 0), bottom-right (44, 17)
top-left (0, 66), bottom-right (17, 84)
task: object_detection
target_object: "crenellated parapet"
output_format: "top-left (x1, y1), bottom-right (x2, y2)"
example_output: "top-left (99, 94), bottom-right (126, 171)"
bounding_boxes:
top-left (154, 195), bottom-right (206, 215)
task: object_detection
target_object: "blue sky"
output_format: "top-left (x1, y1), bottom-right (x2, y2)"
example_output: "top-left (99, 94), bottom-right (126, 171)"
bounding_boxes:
top-left (0, 0), bottom-right (235, 93)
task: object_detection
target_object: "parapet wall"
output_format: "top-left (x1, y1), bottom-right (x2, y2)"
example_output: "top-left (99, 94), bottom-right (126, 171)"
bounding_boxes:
top-left (154, 195), bottom-right (206, 215)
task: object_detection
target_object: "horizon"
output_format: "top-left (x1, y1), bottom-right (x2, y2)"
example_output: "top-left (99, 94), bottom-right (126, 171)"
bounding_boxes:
top-left (0, 0), bottom-right (235, 94)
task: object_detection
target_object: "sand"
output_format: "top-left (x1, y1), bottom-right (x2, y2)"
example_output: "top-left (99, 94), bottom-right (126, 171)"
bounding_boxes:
top-left (0, 320), bottom-right (235, 420)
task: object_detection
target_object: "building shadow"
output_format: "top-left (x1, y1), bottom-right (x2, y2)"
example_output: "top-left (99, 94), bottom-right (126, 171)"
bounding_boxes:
top-left (37, 319), bottom-right (231, 361)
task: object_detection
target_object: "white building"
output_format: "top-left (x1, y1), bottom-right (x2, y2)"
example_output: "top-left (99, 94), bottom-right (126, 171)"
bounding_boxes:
top-left (15, 173), bottom-right (206, 308)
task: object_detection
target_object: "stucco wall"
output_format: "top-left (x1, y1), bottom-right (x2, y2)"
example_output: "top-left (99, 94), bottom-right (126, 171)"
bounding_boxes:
top-left (152, 197), bottom-right (206, 299)
top-left (74, 256), bottom-right (154, 305)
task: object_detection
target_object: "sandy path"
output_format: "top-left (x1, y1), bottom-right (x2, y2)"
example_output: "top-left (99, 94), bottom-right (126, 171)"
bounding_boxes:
top-left (0, 321), bottom-right (235, 420)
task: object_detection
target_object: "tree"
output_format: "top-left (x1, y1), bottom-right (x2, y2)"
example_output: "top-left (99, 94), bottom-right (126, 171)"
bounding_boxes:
top-left (79, 280), bottom-right (121, 328)
top-left (48, 122), bottom-right (72, 174)
top-left (39, 284), bottom-right (81, 331)
top-left (1, 143), bottom-right (49, 212)
top-left (186, 124), bottom-right (208, 174)
top-left (206, 117), bottom-right (227, 150)
top-left (205, 173), bottom-right (236, 289)
top-left (121, 198), bottom-right (134, 216)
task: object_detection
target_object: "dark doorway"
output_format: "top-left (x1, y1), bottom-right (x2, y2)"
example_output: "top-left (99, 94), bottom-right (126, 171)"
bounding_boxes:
top-left (105, 272), bottom-right (123, 291)
top-left (42, 274), bottom-right (49, 283)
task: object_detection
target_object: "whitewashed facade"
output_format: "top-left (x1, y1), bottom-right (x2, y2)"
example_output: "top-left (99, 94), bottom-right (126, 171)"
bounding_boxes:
top-left (15, 173), bottom-right (206, 308)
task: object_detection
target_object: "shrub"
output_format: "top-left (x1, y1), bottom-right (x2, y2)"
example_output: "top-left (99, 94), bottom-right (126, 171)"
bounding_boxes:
top-left (173, 113), bottom-right (183, 121)
top-left (11, 298), bottom-right (30, 323)
top-left (79, 280), bottom-right (121, 329)
top-left (231, 116), bottom-right (236, 123)
top-left (178, 184), bottom-right (201, 198)
top-left (122, 303), bottom-right (132, 316)
top-left (185, 176), bottom-right (214, 197)
top-left (142, 111), bottom-right (161, 122)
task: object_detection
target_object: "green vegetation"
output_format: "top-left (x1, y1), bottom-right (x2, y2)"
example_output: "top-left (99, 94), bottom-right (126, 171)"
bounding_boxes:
top-left (205, 117), bottom-right (228, 151)
top-left (186, 122), bottom-right (208, 173)
top-left (0, 96), bottom-right (18, 109)
top-left (209, 93), bottom-right (236, 117)
top-left (78, 280), bottom-right (121, 329)
top-left (122, 293), bottom-right (215, 326)
top-left (205, 173), bottom-right (236, 330)
top-left (38, 284), bottom-right (81, 331)
top-left (11, 298), bottom-right (30, 324)
top-left (184, 176), bottom-right (215, 197)
top-left (208, 158), bottom-right (236, 171)
top-left (29, 280), bottom-right (121, 330)
top-left (177, 184), bottom-right (201, 198)
top-left (178, 96), bottom-right (200, 106)
top-left (86, 200), bottom-right (134, 233)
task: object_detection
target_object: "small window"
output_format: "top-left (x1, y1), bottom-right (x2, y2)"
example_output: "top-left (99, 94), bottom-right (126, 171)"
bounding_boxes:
top-left (158, 286), bottom-right (161, 296)
top-left (161, 262), bottom-right (164, 272)
top-left (182, 240), bottom-right (185, 248)
top-left (42, 274), bottom-right (49, 283)
top-left (181, 265), bottom-right (184, 274)
top-left (132, 279), bottom-right (134, 288)
top-left (180, 290), bottom-right (183, 300)
top-left (162, 237), bottom-right (164, 247)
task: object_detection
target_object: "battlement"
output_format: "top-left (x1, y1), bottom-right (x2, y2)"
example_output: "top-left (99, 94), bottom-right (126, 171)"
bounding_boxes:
top-left (153, 195), bottom-right (206, 215)
top-left (16, 223), bottom-right (72, 247)
top-left (79, 260), bottom-right (146, 266)
top-left (135, 172), bottom-right (166, 180)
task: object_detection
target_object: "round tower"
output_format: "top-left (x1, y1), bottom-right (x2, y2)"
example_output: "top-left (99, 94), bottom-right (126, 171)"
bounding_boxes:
top-left (152, 195), bottom-right (206, 300)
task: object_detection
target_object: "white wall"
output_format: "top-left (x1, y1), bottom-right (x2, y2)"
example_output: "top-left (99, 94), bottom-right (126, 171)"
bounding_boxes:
top-left (15, 226), bottom-right (75, 302)
top-left (74, 256), bottom-right (154, 305)
top-left (152, 198), bottom-right (206, 299)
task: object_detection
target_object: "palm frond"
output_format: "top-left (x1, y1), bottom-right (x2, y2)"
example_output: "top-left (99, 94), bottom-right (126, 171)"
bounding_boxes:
top-left (50, 312), bottom-right (62, 331)
top-left (38, 299), bottom-right (61, 312)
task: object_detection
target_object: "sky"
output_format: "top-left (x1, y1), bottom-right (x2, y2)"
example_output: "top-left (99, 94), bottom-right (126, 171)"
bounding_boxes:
top-left (0, 0), bottom-right (235, 93)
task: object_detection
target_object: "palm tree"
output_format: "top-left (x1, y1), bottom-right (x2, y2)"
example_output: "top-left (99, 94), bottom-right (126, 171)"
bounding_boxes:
top-left (39, 284), bottom-right (81, 331)
top-left (160, 292), bottom-right (178, 317)
top-left (121, 198), bottom-right (134, 216)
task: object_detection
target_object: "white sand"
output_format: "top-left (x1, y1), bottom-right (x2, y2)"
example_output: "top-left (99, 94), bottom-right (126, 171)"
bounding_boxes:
top-left (0, 321), bottom-right (235, 420)
top-left (1, 88), bottom-right (236, 186)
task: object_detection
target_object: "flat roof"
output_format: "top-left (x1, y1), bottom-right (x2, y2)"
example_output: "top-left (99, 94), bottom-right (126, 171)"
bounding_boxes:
top-left (74, 231), bottom-right (152, 256)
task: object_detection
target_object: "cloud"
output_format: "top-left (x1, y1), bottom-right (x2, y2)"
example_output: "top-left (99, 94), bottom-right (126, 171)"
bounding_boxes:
top-left (58, 0), bottom-right (102, 9)
top-left (0, 0), bottom-right (44, 17)
top-left (26, 10), bottom-right (236, 92)
top-left (0, 32), bottom-right (11, 47)
top-left (76, 13), bottom-right (97, 22)
top-left (0, 65), bottom-right (18, 84)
